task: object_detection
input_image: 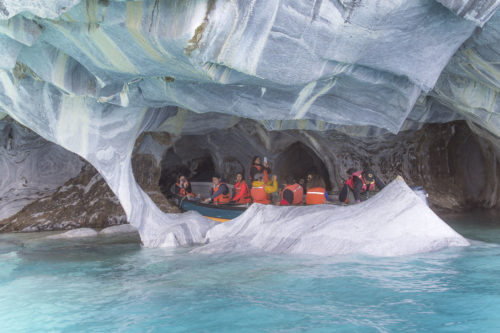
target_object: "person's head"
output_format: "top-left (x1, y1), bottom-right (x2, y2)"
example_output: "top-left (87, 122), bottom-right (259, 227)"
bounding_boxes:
top-left (254, 173), bottom-right (264, 182)
top-left (362, 169), bottom-right (374, 183)
top-left (212, 175), bottom-right (221, 185)
top-left (307, 174), bottom-right (325, 189)
top-left (298, 178), bottom-right (305, 186)
top-left (179, 175), bottom-right (186, 183)
top-left (346, 168), bottom-right (357, 176)
top-left (283, 189), bottom-right (294, 205)
top-left (236, 173), bottom-right (243, 182)
top-left (284, 175), bottom-right (295, 186)
top-left (306, 173), bottom-right (313, 182)
top-left (252, 156), bottom-right (261, 165)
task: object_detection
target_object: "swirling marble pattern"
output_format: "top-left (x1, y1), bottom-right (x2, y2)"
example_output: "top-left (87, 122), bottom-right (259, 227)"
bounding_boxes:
top-left (0, 0), bottom-right (500, 248)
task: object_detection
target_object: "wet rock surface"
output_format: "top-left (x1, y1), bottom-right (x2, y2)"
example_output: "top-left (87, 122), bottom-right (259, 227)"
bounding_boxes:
top-left (0, 163), bottom-right (126, 232)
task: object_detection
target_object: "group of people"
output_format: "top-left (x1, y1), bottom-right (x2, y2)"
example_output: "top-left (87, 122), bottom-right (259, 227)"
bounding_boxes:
top-left (174, 156), bottom-right (384, 206)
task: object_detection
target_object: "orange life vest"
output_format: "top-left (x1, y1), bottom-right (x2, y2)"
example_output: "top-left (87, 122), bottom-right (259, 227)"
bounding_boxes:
top-left (251, 184), bottom-right (271, 204)
top-left (250, 164), bottom-right (269, 183)
top-left (213, 182), bottom-right (231, 204)
top-left (234, 181), bottom-right (251, 204)
top-left (346, 171), bottom-right (375, 192)
top-left (281, 184), bottom-right (303, 205)
top-left (305, 187), bottom-right (326, 205)
top-left (176, 182), bottom-right (195, 198)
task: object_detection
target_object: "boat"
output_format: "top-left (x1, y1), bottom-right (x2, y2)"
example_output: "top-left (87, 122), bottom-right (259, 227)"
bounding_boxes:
top-left (171, 182), bottom-right (249, 222)
top-left (171, 179), bottom-right (429, 223)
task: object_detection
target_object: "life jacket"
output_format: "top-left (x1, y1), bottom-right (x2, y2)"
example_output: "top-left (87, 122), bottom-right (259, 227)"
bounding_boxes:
top-left (346, 171), bottom-right (375, 192)
top-left (234, 181), bottom-right (251, 204)
top-left (281, 184), bottom-right (303, 205)
top-left (176, 182), bottom-right (195, 198)
top-left (305, 187), bottom-right (326, 205)
top-left (251, 183), bottom-right (271, 204)
top-left (250, 164), bottom-right (269, 183)
top-left (213, 182), bottom-right (231, 204)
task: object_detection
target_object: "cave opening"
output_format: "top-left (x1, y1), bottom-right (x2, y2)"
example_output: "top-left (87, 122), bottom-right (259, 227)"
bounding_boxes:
top-left (275, 142), bottom-right (332, 191)
top-left (159, 148), bottom-right (216, 197)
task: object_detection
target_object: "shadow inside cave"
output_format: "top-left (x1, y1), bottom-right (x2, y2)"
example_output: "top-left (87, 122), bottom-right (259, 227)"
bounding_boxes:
top-left (275, 142), bottom-right (332, 191)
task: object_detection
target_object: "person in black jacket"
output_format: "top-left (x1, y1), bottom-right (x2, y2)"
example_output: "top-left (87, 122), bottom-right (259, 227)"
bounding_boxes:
top-left (249, 156), bottom-right (271, 184)
top-left (339, 168), bottom-right (384, 204)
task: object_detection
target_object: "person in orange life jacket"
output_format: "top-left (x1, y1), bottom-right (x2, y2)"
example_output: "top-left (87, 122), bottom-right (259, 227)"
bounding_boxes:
top-left (280, 175), bottom-right (304, 205)
top-left (203, 175), bottom-right (231, 205)
top-left (249, 156), bottom-right (271, 184)
top-left (231, 172), bottom-right (251, 204)
top-left (251, 173), bottom-right (278, 204)
top-left (339, 168), bottom-right (385, 204)
top-left (305, 175), bottom-right (329, 205)
top-left (174, 175), bottom-right (194, 198)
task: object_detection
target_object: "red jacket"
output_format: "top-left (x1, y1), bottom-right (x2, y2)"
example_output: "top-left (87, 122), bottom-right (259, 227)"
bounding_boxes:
top-left (346, 170), bottom-right (375, 192)
top-left (233, 181), bottom-right (251, 204)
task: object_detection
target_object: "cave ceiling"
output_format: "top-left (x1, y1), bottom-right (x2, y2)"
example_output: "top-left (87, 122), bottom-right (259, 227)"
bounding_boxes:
top-left (0, 0), bottom-right (500, 138)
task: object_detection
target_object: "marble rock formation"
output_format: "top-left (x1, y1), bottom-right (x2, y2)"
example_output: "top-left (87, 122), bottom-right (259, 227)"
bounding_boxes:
top-left (193, 178), bottom-right (470, 257)
top-left (0, 1), bottom-right (500, 250)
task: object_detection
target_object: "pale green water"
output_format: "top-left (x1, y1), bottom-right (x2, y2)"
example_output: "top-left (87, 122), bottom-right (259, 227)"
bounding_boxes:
top-left (1, 213), bottom-right (500, 332)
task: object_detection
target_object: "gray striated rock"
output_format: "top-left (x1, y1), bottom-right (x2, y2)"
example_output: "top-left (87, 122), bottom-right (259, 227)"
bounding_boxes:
top-left (0, 163), bottom-right (127, 232)
top-left (0, 118), bottom-right (84, 221)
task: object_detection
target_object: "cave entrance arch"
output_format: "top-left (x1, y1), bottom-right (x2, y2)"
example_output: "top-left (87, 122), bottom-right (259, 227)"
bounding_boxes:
top-left (275, 142), bottom-right (331, 191)
top-left (159, 148), bottom-right (216, 197)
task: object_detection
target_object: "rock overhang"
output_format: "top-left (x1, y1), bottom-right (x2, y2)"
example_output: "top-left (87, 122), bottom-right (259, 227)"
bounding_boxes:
top-left (0, 0), bottom-right (499, 135)
top-left (1, 0), bottom-right (500, 245)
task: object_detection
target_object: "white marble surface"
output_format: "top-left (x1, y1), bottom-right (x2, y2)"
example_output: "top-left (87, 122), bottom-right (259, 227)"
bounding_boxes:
top-left (194, 178), bottom-right (470, 256)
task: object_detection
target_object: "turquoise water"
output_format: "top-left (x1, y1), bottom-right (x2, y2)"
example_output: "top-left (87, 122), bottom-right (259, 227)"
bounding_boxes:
top-left (1, 214), bottom-right (500, 332)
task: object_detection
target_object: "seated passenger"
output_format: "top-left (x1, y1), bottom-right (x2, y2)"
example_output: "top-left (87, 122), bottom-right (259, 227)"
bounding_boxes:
top-left (174, 175), bottom-right (195, 198)
top-left (204, 175), bottom-right (231, 205)
top-left (305, 175), bottom-right (329, 205)
top-left (251, 173), bottom-right (278, 204)
top-left (303, 173), bottom-right (313, 194)
top-left (339, 168), bottom-right (385, 204)
top-left (280, 176), bottom-right (304, 205)
top-left (232, 173), bottom-right (251, 204)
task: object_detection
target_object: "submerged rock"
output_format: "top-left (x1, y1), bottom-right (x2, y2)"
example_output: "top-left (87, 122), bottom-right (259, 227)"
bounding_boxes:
top-left (193, 178), bottom-right (469, 257)
top-left (99, 224), bottom-right (137, 236)
top-left (47, 227), bottom-right (98, 239)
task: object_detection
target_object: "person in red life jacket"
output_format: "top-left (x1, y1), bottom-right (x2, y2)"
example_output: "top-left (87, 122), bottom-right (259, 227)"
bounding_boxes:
top-left (249, 156), bottom-right (271, 184)
top-left (174, 175), bottom-right (195, 198)
top-left (339, 168), bottom-right (385, 204)
top-left (280, 176), bottom-right (304, 205)
top-left (203, 175), bottom-right (231, 205)
top-left (251, 173), bottom-right (278, 204)
top-left (305, 175), bottom-right (329, 205)
top-left (231, 172), bottom-right (252, 204)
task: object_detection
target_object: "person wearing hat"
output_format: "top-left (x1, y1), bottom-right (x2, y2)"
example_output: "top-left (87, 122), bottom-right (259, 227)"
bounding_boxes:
top-left (338, 167), bottom-right (385, 204)
top-left (251, 172), bottom-right (278, 204)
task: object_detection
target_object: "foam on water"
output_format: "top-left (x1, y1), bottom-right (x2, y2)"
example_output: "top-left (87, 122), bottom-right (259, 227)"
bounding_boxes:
top-left (194, 178), bottom-right (469, 256)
